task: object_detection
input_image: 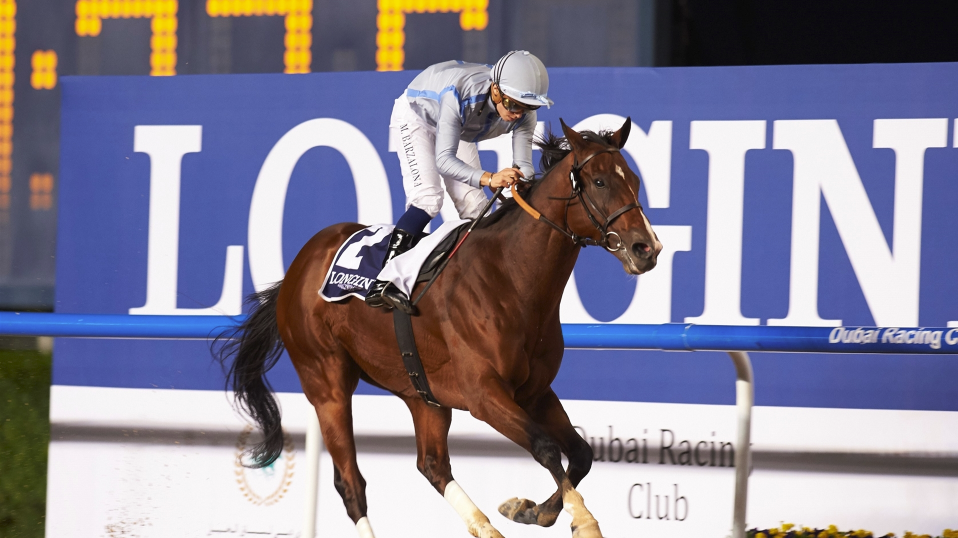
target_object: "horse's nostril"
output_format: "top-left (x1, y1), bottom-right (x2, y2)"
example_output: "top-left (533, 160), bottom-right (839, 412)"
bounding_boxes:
top-left (632, 242), bottom-right (651, 258)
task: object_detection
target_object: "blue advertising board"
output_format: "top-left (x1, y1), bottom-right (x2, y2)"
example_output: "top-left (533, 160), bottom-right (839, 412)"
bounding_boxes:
top-left (54, 64), bottom-right (958, 410)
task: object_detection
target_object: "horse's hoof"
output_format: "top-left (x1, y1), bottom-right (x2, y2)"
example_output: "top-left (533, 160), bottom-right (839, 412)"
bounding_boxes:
top-left (571, 519), bottom-right (603, 538)
top-left (498, 497), bottom-right (538, 525)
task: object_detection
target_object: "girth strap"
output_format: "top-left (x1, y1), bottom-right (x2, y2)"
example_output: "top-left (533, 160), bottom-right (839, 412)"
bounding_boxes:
top-left (393, 309), bottom-right (441, 407)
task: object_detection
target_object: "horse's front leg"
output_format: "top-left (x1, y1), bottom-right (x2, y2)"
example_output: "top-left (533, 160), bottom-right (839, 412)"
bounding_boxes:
top-left (498, 389), bottom-right (593, 528)
top-left (403, 397), bottom-right (505, 538)
top-left (464, 374), bottom-right (602, 538)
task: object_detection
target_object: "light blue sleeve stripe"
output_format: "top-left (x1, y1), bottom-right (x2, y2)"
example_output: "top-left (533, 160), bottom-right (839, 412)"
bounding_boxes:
top-left (406, 85), bottom-right (460, 103)
top-left (406, 88), bottom-right (439, 100)
top-left (459, 93), bottom-right (485, 118)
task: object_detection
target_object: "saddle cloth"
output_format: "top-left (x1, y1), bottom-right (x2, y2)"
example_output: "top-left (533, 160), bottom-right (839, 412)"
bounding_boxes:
top-left (319, 220), bottom-right (469, 302)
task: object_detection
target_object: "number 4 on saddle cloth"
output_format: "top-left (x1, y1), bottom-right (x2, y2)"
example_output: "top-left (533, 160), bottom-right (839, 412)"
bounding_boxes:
top-left (319, 219), bottom-right (469, 305)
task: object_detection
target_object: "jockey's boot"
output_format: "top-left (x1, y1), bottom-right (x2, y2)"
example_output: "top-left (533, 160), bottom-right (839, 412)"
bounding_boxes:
top-left (365, 228), bottom-right (415, 309)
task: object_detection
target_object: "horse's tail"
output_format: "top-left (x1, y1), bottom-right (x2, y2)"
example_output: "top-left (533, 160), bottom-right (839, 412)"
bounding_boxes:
top-left (213, 281), bottom-right (286, 468)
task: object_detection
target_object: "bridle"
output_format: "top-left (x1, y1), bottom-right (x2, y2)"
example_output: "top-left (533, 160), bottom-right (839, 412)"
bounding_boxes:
top-left (510, 147), bottom-right (641, 252)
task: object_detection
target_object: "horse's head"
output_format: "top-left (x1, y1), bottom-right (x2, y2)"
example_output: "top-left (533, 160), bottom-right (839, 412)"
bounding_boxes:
top-left (560, 117), bottom-right (662, 275)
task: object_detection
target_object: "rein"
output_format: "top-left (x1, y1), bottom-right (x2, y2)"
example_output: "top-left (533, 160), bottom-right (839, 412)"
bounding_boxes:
top-left (510, 148), bottom-right (640, 251)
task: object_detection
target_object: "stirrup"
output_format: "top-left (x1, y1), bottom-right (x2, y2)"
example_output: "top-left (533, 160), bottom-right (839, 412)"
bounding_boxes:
top-left (382, 286), bottom-right (417, 315)
top-left (365, 279), bottom-right (391, 308)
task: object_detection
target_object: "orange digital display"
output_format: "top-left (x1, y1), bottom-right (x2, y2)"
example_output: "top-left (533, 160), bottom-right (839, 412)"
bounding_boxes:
top-left (29, 172), bottom-right (53, 211)
top-left (376, 0), bottom-right (488, 71)
top-left (206, 0), bottom-right (312, 74)
top-left (75, 0), bottom-right (178, 76)
top-left (31, 50), bottom-right (56, 90)
top-left (0, 0), bottom-right (13, 215)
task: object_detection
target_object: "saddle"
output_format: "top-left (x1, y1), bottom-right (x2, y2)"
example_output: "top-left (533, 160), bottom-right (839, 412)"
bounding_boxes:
top-left (415, 223), bottom-right (468, 284)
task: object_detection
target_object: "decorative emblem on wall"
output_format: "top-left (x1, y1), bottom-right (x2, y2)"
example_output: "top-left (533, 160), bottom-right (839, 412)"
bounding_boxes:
top-left (234, 425), bottom-right (296, 506)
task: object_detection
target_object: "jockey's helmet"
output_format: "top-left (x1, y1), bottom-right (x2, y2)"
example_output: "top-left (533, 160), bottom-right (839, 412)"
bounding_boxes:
top-left (491, 51), bottom-right (553, 109)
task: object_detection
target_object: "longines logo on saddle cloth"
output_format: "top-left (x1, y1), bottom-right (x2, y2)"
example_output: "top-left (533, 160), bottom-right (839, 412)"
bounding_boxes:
top-left (319, 220), bottom-right (468, 302)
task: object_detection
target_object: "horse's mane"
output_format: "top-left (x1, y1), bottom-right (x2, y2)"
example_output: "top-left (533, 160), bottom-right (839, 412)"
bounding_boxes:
top-left (478, 126), bottom-right (618, 228)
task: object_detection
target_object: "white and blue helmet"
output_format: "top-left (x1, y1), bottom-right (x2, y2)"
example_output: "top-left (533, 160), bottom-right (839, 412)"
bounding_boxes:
top-left (492, 50), bottom-right (553, 109)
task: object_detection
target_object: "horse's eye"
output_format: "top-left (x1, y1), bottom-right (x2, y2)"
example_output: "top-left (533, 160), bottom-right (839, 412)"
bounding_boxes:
top-left (594, 179), bottom-right (606, 188)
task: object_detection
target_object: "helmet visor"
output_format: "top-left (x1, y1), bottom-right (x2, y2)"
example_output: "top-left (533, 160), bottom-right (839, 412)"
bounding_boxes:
top-left (497, 83), bottom-right (553, 109)
top-left (501, 93), bottom-right (539, 112)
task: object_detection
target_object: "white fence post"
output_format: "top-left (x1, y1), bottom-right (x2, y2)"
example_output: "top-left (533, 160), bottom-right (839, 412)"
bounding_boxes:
top-left (727, 351), bottom-right (754, 538)
top-left (302, 410), bottom-right (322, 538)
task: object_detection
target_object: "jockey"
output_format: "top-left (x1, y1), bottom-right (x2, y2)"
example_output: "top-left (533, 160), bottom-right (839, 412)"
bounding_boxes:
top-left (366, 50), bottom-right (553, 309)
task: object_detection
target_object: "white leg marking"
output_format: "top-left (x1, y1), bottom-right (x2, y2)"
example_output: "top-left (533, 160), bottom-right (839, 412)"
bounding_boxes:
top-left (562, 488), bottom-right (602, 538)
top-left (356, 516), bottom-right (376, 538)
top-left (444, 480), bottom-right (504, 538)
top-left (444, 480), bottom-right (478, 519)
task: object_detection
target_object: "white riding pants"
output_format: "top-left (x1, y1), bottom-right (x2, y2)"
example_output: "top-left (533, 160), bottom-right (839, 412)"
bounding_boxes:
top-left (389, 97), bottom-right (489, 219)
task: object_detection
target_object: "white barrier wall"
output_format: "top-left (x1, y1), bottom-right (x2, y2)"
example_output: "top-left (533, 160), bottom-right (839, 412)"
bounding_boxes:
top-left (47, 386), bottom-right (958, 537)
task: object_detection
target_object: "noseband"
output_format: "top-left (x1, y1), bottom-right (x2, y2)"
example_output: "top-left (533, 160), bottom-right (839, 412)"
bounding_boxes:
top-left (511, 148), bottom-right (641, 252)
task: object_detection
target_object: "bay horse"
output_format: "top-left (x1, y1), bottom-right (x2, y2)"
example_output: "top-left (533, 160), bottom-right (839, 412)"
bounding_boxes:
top-left (217, 118), bottom-right (662, 538)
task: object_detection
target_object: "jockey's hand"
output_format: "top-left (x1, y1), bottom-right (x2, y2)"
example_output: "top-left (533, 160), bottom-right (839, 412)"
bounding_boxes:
top-left (481, 168), bottom-right (525, 189)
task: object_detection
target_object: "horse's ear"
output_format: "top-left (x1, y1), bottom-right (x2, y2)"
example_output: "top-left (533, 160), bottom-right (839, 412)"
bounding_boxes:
top-left (610, 116), bottom-right (631, 149)
top-left (559, 118), bottom-right (587, 152)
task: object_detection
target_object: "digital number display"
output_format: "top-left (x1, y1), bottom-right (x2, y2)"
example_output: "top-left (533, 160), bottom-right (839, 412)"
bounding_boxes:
top-left (376, 0), bottom-right (488, 71)
top-left (206, 0), bottom-right (313, 74)
top-left (75, 0), bottom-right (178, 75)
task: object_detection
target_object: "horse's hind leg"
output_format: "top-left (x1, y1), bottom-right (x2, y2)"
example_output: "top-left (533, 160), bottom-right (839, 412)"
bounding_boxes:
top-left (404, 397), bottom-right (504, 538)
top-left (498, 389), bottom-right (593, 528)
top-left (291, 344), bottom-right (375, 538)
top-left (466, 380), bottom-right (602, 538)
